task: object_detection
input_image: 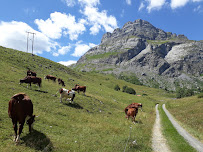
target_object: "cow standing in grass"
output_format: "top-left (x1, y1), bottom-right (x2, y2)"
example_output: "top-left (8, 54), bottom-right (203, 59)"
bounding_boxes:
top-left (8, 93), bottom-right (35, 144)
top-left (72, 84), bottom-right (86, 95)
top-left (124, 103), bottom-right (142, 115)
top-left (125, 107), bottom-right (138, 123)
top-left (27, 70), bottom-right (37, 77)
top-left (124, 103), bottom-right (142, 123)
top-left (20, 76), bottom-right (41, 90)
top-left (45, 75), bottom-right (56, 82)
top-left (59, 88), bottom-right (75, 103)
top-left (58, 78), bottom-right (65, 86)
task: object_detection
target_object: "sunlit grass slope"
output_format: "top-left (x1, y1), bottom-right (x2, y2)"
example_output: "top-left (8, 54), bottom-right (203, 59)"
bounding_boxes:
top-left (166, 96), bottom-right (203, 143)
top-left (0, 46), bottom-right (174, 152)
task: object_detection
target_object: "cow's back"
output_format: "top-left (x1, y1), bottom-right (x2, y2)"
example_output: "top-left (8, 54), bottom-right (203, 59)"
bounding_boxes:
top-left (8, 98), bottom-right (33, 122)
top-left (127, 108), bottom-right (138, 117)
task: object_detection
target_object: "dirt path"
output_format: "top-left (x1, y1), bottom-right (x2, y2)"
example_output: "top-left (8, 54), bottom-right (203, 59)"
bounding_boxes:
top-left (152, 104), bottom-right (171, 152)
top-left (163, 104), bottom-right (203, 152)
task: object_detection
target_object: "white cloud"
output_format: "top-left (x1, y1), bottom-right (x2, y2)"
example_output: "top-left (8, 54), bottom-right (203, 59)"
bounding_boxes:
top-left (78, 0), bottom-right (100, 7)
top-left (139, 2), bottom-right (145, 11)
top-left (171, 0), bottom-right (190, 9)
top-left (71, 42), bottom-right (96, 57)
top-left (61, 0), bottom-right (76, 7)
top-left (193, 0), bottom-right (203, 2)
top-left (147, 0), bottom-right (166, 12)
top-left (58, 45), bottom-right (72, 55)
top-left (0, 21), bottom-right (56, 54)
top-left (82, 6), bottom-right (118, 35)
top-left (126, 0), bottom-right (132, 5)
top-left (194, 5), bottom-right (203, 12)
top-left (35, 12), bottom-right (86, 40)
top-left (58, 60), bottom-right (77, 66)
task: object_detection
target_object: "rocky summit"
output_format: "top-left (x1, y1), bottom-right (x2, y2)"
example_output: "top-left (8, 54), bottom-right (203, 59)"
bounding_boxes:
top-left (74, 19), bottom-right (203, 91)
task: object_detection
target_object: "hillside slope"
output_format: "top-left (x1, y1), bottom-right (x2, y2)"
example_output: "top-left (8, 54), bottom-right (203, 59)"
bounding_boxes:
top-left (0, 46), bottom-right (173, 151)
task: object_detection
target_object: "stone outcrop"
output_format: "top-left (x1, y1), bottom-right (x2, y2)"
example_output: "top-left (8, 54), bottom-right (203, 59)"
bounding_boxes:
top-left (75, 19), bottom-right (203, 91)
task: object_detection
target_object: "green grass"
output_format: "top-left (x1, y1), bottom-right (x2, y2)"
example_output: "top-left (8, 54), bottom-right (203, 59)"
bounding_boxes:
top-left (166, 96), bottom-right (203, 143)
top-left (159, 104), bottom-right (197, 152)
top-left (85, 51), bottom-right (121, 60)
top-left (146, 40), bottom-right (169, 45)
top-left (0, 46), bottom-right (201, 151)
top-left (0, 46), bottom-right (160, 151)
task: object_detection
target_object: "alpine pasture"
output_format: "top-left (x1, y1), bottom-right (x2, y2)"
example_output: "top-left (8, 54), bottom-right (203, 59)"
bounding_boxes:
top-left (0, 46), bottom-right (202, 152)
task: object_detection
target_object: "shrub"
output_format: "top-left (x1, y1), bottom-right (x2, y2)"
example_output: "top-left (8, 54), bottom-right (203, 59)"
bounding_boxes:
top-left (122, 85), bottom-right (136, 95)
top-left (198, 92), bottom-right (203, 98)
top-left (114, 84), bottom-right (120, 91)
top-left (118, 74), bottom-right (142, 85)
top-left (176, 87), bottom-right (194, 98)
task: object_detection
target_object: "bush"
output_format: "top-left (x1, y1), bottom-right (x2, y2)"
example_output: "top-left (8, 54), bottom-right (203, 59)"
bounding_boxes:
top-left (198, 92), bottom-right (203, 98)
top-left (176, 87), bottom-right (194, 98)
top-left (122, 85), bottom-right (136, 95)
top-left (114, 84), bottom-right (120, 91)
top-left (118, 74), bottom-right (142, 85)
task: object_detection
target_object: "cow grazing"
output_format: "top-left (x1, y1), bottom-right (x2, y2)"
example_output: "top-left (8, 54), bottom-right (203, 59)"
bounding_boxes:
top-left (58, 78), bottom-right (65, 86)
top-left (45, 75), bottom-right (56, 82)
top-left (72, 84), bottom-right (86, 95)
top-left (124, 103), bottom-right (142, 123)
top-left (125, 107), bottom-right (138, 123)
top-left (8, 93), bottom-right (35, 144)
top-left (20, 76), bottom-right (41, 90)
top-left (124, 103), bottom-right (142, 115)
top-left (27, 70), bottom-right (37, 77)
top-left (59, 88), bottom-right (75, 103)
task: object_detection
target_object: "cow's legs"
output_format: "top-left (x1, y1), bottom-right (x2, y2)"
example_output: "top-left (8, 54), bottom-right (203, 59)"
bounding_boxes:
top-left (28, 123), bottom-right (33, 133)
top-left (16, 122), bottom-right (25, 143)
top-left (60, 96), bottom-right (62, 103)
top-left (71, 94), bottom-right (75, 103)
top-left (12, 120), bottom-right (18, 142)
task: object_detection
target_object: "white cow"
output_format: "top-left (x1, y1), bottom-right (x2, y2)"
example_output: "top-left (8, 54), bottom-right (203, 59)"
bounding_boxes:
top-left (59, 88), bottom-right (75, 103)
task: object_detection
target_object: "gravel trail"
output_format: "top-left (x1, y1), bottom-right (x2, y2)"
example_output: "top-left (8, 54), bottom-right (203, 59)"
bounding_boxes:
top-left (163, 104), bottom-right (203, 152)
top-left (152, 104), bottom-right (171, 152)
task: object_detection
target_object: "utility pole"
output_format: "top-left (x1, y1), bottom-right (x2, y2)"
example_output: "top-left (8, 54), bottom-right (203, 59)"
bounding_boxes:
top-left (26, 31), bottom-right (36, 55)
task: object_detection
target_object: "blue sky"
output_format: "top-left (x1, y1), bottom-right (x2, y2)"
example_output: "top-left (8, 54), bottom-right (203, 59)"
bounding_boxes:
top-left (0, 0), bottom-right (203, 66)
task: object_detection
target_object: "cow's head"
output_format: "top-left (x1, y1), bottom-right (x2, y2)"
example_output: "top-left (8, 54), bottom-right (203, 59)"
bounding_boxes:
top-left (138, 103), bottom-right (143, 111)
top-left (26, 115), bottom-right (35, 125)
top-left (19, 79), bottom-right (25, 84)
top-left (59, 88), bottom-right (63, 94)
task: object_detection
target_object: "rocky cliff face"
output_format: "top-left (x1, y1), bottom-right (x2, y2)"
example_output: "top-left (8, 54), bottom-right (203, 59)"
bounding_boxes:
top-left (75, 19), bottom-right (203, 91)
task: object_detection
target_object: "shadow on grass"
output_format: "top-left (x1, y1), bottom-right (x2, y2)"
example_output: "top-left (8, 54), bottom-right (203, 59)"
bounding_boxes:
top-left (21, 129), bottom-right (53, 151)
top-left (135, 120), bottom-right (143, 124)
top-left (63, 102), bottom-right (84, 109)
top-left (34, 89), bottom-right (48, 93)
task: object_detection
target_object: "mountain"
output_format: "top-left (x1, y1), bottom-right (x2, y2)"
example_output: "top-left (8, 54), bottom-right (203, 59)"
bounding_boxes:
top-left (74, 19), bottom-right (203, 91)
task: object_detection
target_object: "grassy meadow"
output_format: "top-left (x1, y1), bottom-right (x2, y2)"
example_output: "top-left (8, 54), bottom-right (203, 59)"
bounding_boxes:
top-left (0, 46), bottom-right (202, 152)
top-left (166, 96), bottom-right (203, 143)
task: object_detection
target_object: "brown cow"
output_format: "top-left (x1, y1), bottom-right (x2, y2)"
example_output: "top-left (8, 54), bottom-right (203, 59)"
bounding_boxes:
top-left (20, 76), bottom-right (41, 90)
top-left (125, 107), bottom-right (138, 123)
top-left (8, 93), bottom-right (35, 144)
top-left (27, 70), bottom-right (37, 77)
top-left (124, 103), bottom-right (142, 115)
top-left (44, 75), bottom-right (56, 82)
top-left (58, 78), bottom-right (65, 86)
top-left (72, 84), bottom-right (86, 95)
